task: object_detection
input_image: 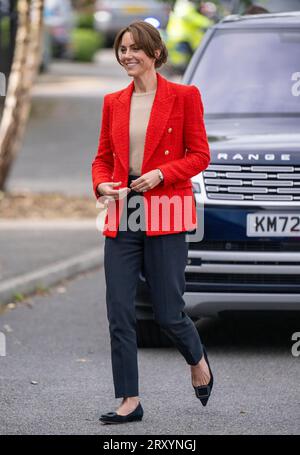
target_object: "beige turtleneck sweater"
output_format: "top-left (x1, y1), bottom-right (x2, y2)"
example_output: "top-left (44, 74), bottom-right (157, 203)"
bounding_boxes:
top-left (129, 89), bottom-right (156, 176)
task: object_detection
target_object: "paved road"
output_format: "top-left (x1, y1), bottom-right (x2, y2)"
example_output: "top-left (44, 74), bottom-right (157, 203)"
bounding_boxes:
top-left (0, 266), bottom-right (299, 435)
top-left (0, 224), bottom-right (101, 282)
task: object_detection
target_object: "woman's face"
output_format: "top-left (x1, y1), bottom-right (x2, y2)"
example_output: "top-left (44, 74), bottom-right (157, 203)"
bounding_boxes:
top-left (118, 32), bottom-right (157, 78)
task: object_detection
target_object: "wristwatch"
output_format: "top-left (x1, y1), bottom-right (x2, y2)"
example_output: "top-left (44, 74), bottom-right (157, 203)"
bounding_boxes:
top-left (157, 169), bottom-right (164, 182)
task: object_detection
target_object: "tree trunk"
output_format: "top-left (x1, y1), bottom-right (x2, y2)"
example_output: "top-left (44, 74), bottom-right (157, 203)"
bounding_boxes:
top-left (0, 0), bottom-right (44, 191)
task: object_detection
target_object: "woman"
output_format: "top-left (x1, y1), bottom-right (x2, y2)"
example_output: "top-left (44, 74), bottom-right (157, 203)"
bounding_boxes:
top-left (92, 21), bottom-right (213, 425)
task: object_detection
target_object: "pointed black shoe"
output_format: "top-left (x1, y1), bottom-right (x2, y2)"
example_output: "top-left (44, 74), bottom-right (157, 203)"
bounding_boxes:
top-left (193, 346), bottom-right (214, 407)
top-left (99, 402), bottom-right (143, 425)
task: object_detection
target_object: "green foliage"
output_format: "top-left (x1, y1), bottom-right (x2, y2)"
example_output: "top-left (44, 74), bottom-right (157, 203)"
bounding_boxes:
top-left (71, 28), bottom-right (103, 61)
top-left (0, 17), bottom-right (10, 48)
top-left (71, 0), bottom-right (95, 8)
top-left (70, 11), bottom-right (104, 62)
top-left (75, 13), bottom-right (94, 29)
top-left (13, 293), bottom-right (25, 302)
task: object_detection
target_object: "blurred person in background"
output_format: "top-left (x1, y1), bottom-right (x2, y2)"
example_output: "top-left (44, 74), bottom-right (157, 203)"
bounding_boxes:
top-left (44, 0), bottom-right (74, 58)
top-left (231, 0), bottom-right (300, 14)
top-left (166, 0), bottom-right (214, 73)
top-left (244, 4), bottom-right (270, 13)
top-left (92, 21), bottom-right (212, 424)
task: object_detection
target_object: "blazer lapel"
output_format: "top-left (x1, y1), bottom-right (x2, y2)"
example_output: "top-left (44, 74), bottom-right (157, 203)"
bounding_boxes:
top-left (142, 74), bottom-right (176, 171)
top-left (113, 80), bottom-right (134, 173)
top-left (112, 73), bottom-right (176, 174)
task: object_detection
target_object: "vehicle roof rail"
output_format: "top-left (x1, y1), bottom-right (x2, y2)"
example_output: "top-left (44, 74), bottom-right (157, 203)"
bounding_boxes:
top-left (221, 11), bottom-right (300, 23)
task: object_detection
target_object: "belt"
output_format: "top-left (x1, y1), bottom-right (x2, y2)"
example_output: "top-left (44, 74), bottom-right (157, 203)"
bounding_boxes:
top-left (127, 174), bottom-right (142, 195)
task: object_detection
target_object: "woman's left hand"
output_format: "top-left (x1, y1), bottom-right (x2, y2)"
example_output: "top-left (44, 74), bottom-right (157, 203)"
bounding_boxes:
top-left (129, 169), bottom-right (162, 192)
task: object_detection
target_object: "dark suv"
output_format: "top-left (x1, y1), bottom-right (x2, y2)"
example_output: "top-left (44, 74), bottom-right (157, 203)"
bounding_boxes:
top-left (135, 12), bottom-right (300, 347)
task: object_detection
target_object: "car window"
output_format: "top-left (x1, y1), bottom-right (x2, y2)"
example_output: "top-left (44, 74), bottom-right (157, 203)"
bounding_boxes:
top-left (190, 29), bottom-right (300, 116)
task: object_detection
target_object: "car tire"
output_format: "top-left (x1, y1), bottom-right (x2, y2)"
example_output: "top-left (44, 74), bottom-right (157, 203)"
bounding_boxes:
top-left (136, 319), bottom-right (174, 348)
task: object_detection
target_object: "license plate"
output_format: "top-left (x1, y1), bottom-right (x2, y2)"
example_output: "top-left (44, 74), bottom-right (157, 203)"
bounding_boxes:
top-left (122, 5), bottom-right (148, 14)
top-left (247, 213), bottom-right (300, 237)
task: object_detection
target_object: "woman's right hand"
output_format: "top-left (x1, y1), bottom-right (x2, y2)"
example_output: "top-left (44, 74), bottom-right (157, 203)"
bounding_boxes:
top-left (97, 181), bottom-right (131, 200)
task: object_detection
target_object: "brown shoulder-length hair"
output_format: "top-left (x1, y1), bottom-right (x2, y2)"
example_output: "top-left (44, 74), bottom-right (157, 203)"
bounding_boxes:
top-left (113, 21), bottom-right (168, 69)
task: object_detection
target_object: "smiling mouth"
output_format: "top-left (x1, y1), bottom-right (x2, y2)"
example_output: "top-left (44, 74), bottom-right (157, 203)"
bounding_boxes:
top-left (126, 62), bottom-right (139, 68)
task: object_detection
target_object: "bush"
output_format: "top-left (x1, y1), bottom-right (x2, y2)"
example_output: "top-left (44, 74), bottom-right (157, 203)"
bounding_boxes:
top-left (71, 28), bottom-right (103, 62)
top-left (76, 13), bottom-right (94, 29)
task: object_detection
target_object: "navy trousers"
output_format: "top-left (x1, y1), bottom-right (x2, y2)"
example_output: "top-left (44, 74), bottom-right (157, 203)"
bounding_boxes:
top-left (104, 175), bottom-right (203, 398)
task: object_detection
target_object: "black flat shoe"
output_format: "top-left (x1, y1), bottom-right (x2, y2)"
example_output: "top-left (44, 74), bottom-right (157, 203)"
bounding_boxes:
top-left (99, 402), bottom-right (143, 424)
top-left (193, 345), bottom-right (214, 407)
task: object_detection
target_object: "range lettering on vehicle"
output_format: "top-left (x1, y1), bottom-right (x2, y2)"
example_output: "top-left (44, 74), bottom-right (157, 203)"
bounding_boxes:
top-left (217, 153), bottom-right (291, 161)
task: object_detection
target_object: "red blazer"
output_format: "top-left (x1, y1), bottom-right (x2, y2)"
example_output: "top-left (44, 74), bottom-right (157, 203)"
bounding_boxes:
top-left (92, 72), bottom-right (210, 237)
